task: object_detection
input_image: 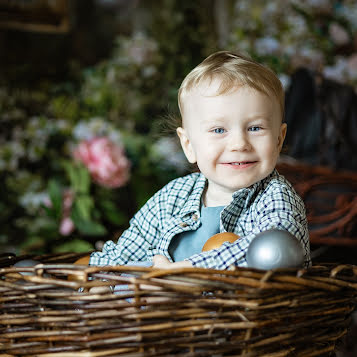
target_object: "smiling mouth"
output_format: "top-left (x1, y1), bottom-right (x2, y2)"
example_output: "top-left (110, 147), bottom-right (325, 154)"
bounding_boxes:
top-left (231, 162), bottom-right (252, 165)
top-left (229, 161), bottom-right (256, 165)
top-left (222, 161), bottom-right (257, 168)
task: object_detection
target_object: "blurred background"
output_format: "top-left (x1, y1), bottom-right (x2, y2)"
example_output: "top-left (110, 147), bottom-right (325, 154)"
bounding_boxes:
top-left (0, 0), bottom-right (356, 257)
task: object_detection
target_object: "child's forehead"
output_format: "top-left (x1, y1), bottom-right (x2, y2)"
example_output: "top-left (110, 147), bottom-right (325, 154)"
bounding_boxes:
top-left (181, 82), bottom-right (282, 127)
top-left (188, 77), bottom-right (238, 97)
top-left (183, 79), bottom-right (266, 104)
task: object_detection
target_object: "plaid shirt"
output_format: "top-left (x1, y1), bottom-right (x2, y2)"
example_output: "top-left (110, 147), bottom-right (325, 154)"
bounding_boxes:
top-left (90, 169), bottom-right (311, 270)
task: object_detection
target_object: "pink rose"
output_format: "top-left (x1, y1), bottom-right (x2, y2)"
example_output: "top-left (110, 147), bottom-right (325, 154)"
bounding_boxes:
top-left (73, 137), bottom-right (131, 188)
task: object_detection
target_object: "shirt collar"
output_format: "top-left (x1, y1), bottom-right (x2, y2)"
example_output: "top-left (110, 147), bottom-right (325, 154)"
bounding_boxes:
top-left (180, 169), bottom-right (278, 216)
top-left (232, 169), bottom-right (278, 205)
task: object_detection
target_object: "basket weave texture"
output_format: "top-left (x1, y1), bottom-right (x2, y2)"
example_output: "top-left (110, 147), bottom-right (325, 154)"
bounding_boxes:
top-left (1, 258), bottom-right (357, 357)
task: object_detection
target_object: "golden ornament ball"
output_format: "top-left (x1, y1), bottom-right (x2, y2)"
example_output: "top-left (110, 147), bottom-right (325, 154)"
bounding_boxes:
top-left (202, 232), bottom-right (240, 251)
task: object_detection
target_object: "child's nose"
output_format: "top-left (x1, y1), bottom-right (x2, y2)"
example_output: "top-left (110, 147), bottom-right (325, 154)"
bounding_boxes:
top-left (228, 132), bottom-right (252, 151)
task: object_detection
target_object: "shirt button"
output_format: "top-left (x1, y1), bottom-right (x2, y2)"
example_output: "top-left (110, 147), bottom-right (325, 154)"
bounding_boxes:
top-left (192, 214), bottom-right (198, 221)
top-left (179, 222), bottom-right (188, 228)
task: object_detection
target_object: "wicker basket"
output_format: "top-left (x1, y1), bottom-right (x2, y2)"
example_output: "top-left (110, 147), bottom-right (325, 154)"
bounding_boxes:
top-left (1, 258), bottom-right (357, 356)
top-left (276, 162), bottom-right (357, 246)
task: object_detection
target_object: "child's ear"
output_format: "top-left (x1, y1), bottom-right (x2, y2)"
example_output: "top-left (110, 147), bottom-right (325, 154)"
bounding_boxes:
top-left (277, 123), bottom-right (287, 152)
top-left (176, 127), bottom-right (197, 163)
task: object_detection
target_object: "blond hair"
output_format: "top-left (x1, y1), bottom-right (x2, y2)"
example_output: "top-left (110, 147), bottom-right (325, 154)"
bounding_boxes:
top-left (178, 51), bottom-right (284, 122)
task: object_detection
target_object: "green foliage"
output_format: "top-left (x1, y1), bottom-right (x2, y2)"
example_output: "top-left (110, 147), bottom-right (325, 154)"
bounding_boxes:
top-left (52, 239), bottom-right (94, 254)
top-left (47, 180), bottom-right (62, 219)
top-left (70, 206), bottom-right (107, 236)
top-left (63, 161), bottom-right (90, 195)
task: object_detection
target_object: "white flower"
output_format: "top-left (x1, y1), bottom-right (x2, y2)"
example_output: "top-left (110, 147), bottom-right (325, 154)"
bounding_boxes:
top-left (287, 15), bottom-right (308, 37)
top-left (73, 121), bottom-right (96, 141)
top-left (254, 37), bottom-right (280, 56)
top-left (152, 137), bottom-right (188, 173)
top-left (278, 73), bottom-right (291, 90)
top-left (300, 47), bottom-right (324, 63)
top-left (323, 54), bottom-right (357, 86)
top-left (263, 2), bottom-right (280, 15)
top-left (323, 57), bottom-right (348, 83)
top-left (290, 47), bottom-right (325, 71)
top-left (19, 191), bottom-right (49, 212)
top-left (72, 118), bottom-right (122, 145)
top-left (335, 3), bottom-right (357, 31)
top-left (10, 141), bottom-right (25, 157)
top-left (234, 1), bottom-right (250, 13)
top-left (55, 119), bottom-right (72, 131)
top-left (292, 0), bottom-right (332, 11)
top-left (0, 141), bottom-right (26, 171)
top-left (74, 121), bottom-right (95, 140)
top-left (121, 32), bottom-right (159, 66)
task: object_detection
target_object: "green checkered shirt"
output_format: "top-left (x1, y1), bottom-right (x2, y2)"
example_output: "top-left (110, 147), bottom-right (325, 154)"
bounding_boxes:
top-left (89, 169), bottom-right (311, 270)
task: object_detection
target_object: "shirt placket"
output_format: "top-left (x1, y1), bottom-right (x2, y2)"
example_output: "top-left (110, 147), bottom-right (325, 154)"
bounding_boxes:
top-left (152, 212), bottom-right (201, 261)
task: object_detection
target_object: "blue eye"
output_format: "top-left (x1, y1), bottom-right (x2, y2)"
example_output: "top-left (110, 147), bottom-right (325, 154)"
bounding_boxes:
top-left (213, 128), bottom-right (226, 134)
top-left (249, 126), bottom-right (261, 132)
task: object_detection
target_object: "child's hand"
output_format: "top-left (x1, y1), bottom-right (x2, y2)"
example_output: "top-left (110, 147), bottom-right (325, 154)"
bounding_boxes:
top-left (152, 255), bottom-right (192, 269)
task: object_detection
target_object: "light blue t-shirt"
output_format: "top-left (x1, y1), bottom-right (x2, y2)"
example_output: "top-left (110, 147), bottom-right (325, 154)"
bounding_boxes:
top-left (168, 204), bottom-right (225, 262)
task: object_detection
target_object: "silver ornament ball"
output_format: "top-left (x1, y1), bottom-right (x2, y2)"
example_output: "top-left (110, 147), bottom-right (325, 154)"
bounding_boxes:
top-left (246, 229), bottom-right (305, 270)
top-left (13, 259), bottom-right (41, 275)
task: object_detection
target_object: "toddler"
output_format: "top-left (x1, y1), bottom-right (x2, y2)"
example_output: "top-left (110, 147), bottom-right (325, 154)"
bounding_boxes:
top-left (90, 50), bottom-right (311, 270)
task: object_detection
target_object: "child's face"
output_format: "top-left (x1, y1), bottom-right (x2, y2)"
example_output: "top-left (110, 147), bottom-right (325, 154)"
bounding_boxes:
top-left (177, 80), bottom-right (287, 205)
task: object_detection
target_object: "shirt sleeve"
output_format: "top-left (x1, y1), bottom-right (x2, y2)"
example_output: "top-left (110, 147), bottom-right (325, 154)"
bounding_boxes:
top-left (89, 189), bottom-right (164, 267)
top-left (187, 185), bottom-right (311, 270)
